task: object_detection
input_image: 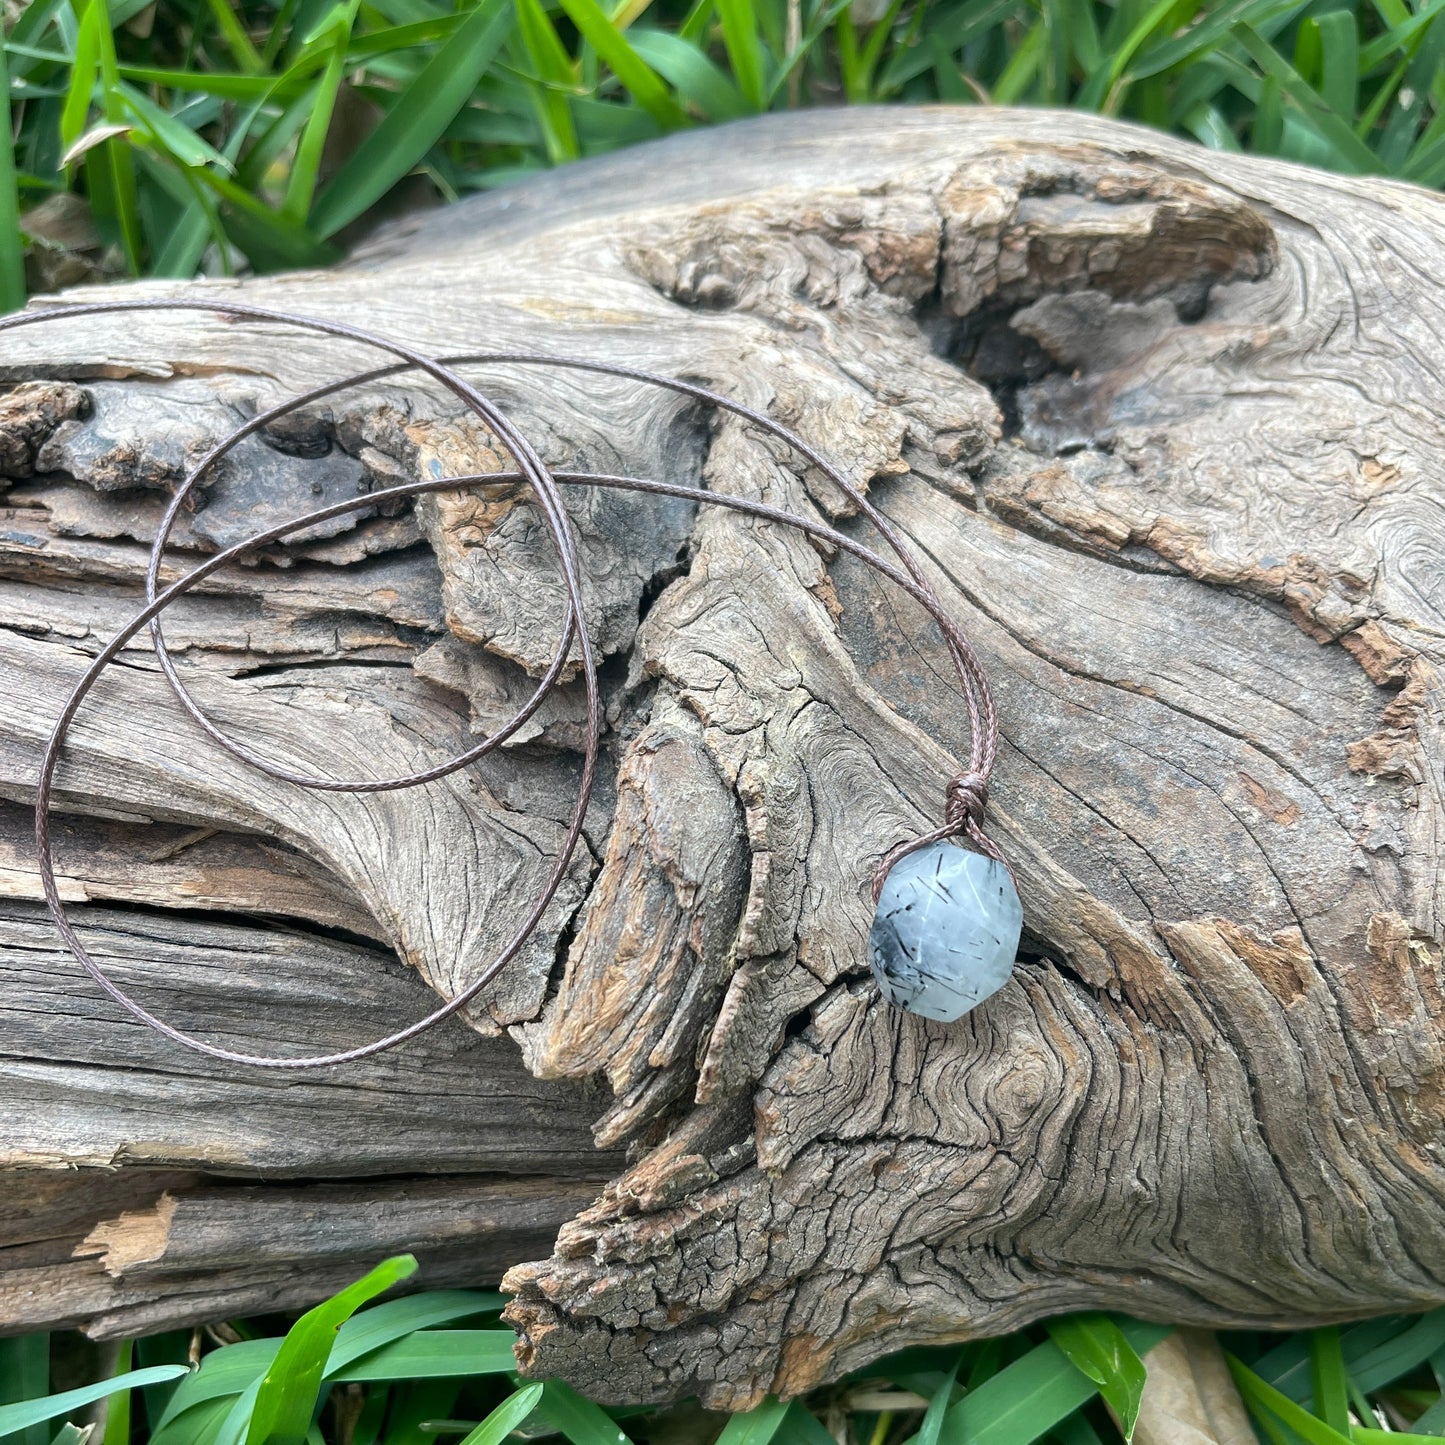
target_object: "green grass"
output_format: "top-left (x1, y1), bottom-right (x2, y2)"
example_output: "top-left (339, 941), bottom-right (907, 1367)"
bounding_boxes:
top-left (3, 1257), bottom-right (1445, 1444)
top-left (7, 0), bottom-right (1445, 302)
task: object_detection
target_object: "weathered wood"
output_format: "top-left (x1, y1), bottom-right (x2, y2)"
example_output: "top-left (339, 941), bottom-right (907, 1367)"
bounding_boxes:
top-left (4, 1172), bottom-right (603, 1339)
top-left (0, 898), bottom-right (617, 1333)
top-left (0, 106), bottom-right (1441, 1407)
top-left (0, 802), bottom-right (386, 937)
top-left (0, 899), bottom-right (618, 1174)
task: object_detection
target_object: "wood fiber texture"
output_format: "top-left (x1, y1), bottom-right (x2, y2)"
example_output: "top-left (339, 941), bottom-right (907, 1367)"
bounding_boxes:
top-left (0, 107), bottom-right (1440, 1407)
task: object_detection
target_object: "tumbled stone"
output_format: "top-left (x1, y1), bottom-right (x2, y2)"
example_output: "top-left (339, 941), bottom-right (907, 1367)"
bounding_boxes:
top-left (868, 840), bottom-right (1022, 1022)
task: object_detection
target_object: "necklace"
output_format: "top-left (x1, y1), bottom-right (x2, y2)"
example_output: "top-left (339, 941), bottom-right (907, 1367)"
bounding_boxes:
top-left (3, 299), bottom-right (1022, 1067)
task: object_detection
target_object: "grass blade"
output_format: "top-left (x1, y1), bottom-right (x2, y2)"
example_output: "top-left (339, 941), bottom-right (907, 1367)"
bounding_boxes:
top-left (1123, 0), bottom-right (1306, 84)
top-left (942, 1321), bottom-right (1170, 1445)
top-left (715, 0), bottom-right (768, 109)
top-left (1309, 10), bottom-right (1356, 120)
top-left (1183, 100), bottom-right (1243, 150)
top-left (1050, 1414), bottom-right (1108, 1445)
top-left (100, 1341), bottom-right (134, 1445)
top-left (79, 0), bottom-right (143, 272)
top-left (775, 1402), bottom-right (834, 1444)
top-left (327, 1291), bottom-right (505, 1376)
top-left (343, 16), bottom-right (464, 57)
top-left (1252, 1317), bottom-right (1407, 1404)
top-left (875, 0), bottom-right (1015, 93)
top-left (202, 0), bottom-right (264, 71)
top-left (834, 7), bottom-right (861, 101)
top-left (81, 134), bottom-right (143, 273)
top-left (115, 66), bottom-right (308, 100)
top-left (1405, 1378), bottom-right (1445, 1435)
top-left (1353, 1433), bottom-right (1445, 1445)
top-left (193, 164), bottom-right (338, 267)
top-left (1373, 22), bottom-right (1444, 172)
top-left (1075, 0), bottom-right (1179, 109)
top-left (539, 1379), bottom-right (634, 1445)
top-left (138, 148), bottom-right (228, 274)
top-left (556, 0), bottom-right (687, 126)
top-left (59, 0), bottom-right (100, 155)
top-left (1306, 1328), bottom-right (1350, 1435)
top-left (328, 1331), bottom-right (518, 1381)
top-left (1360, 0), bottom-right (1445, 70)
top-left (0, 40), bottom-right (28, 312)
top-left (120, 84), bottom-right (232, 168)
top-left (626, 28), bottom-right (749, 119)
top-left (858, 0), bottom-right (908, 89)
top-left (457, 1383), bottom-right (545, 1445)
top-left (348, 1384), bottom-right (388, 1445)
top-left (1227, 1354), bottom-right (1353, 1445)
top-left (514, 0), bottom-right (579, 91)
top-left (1254, 71), bottom-right (1282, 152)
top-left (244, 1254), bottom-right (418, 1445)
top-left (60, 119), bottom-right (131, 165)
top-left (133, 1334), bottom-right (191, 1441)
top-left (515, 0), bottom-right (581, 162)
top-left (943, 1339), bottom-right (1099, 1445)
top-left (282, 0), bottom-right (359, 220)
top-left (150, 1341), bottom-right (283, 1439)
top-left (915, 1354), bottom-right (961, 1445)
top-left (376, 1380), bottom-right (462, 1445)
top-left (309, 0), bottom-right (513, 237)
top-left (7, 0), bottom-right (69, 80)
top-left (1231, 23), bottom-right (1380, 173)
top-left (234, 83), bottom-right (319, 189)
top-left (1037, 0), bottom-right (1071, 103)
top-left (0, 1368), bottom-right (190, 1441)
top-left (716, 1395), bottom-right (790, 1444)
top-left (989, 17), bottom-right (1044, 105)
top-left (1350, 1309), bottom-right (1445, 1395)
top-left (0, 1338), bottom-right (50, 1445)
top-left (1045, 1315), bottom-right (1147, 1441)
top-left (215, 1377), bottom-right (265, 1445)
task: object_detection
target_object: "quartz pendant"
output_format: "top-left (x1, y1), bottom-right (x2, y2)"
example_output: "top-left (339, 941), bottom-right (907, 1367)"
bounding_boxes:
top-left (868, 840), bottom-right (1022, 1022)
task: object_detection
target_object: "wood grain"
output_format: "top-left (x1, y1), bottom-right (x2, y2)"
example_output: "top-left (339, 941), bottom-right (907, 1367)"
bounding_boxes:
top-left (4, 1169), bottom-right (606, 1338)
top-left (0, 107), bottom-right (1440, 1407)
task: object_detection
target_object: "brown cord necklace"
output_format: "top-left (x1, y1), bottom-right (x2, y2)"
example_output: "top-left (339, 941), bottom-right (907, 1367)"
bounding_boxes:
top-left (3, 299), bottom-right (1023, 1068)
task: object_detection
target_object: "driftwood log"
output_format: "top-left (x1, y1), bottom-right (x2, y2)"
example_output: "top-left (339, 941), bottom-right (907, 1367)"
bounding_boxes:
top-left (0, 106), bottom-right (1442, 1408)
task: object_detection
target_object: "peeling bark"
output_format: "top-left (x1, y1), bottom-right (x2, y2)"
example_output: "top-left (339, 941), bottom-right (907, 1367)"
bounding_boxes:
top-left (0, 108), bottom-right (1441, 1406)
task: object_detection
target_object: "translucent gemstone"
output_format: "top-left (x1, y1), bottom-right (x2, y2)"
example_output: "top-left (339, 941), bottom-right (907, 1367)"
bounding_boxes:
top-left (868, 841), bottom-right (1022, 1022)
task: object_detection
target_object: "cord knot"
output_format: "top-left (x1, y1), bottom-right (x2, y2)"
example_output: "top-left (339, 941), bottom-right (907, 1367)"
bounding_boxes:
top-left (945, 771), bottom-right (989, 831)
